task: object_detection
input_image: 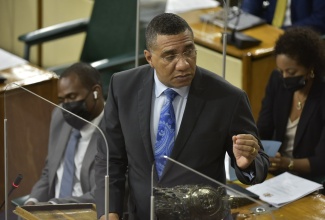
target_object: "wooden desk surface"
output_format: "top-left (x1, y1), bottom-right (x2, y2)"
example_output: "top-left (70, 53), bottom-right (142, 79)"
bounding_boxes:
top-left (14, 203), bottom-right (97, 220)
top-left (231, 176), bottom-right (325, 219)
top-left (179, 7), bottom-right (283, 59)
top-left (0, 63), bottom-right (58, 92)
top-left (271, 193), bottom-right (325, 220)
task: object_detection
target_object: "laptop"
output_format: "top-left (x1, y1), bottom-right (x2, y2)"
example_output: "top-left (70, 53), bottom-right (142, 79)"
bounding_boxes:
top-left (200, 7), bottom-right (266, 31)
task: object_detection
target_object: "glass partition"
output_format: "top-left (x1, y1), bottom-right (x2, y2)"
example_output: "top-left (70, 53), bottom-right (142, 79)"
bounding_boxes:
top-left (139, 0), bottom-right (167, 28)
top-left (151, 156), bottom-right (276, 220)
top-left (3, 83), bottom-right (108, 219)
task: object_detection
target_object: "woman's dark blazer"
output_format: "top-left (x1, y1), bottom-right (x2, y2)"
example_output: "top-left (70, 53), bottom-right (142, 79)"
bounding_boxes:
top-left (257, 70), bottom-right (325, 181)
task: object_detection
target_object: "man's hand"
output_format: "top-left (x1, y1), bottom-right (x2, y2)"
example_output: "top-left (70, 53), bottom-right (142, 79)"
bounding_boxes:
top-left (99, 213), bottom-right (119, 220)
top-left (232, 134), bottom-right (260, 169)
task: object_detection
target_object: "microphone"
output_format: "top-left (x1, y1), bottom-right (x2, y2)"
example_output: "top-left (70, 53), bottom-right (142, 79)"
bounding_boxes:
top-left (224, 0), bottom-right (261, 49)
top-left (0, 174), bottom-right (23, 210)
top-left (150, 163), bottom-right (155, 220)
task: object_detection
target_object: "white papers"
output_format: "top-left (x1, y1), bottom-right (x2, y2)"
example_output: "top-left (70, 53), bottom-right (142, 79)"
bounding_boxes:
top-left (246, 172), bottom-right (323, 207)
top-left (261, 140), bottom-right (281, 157)
top-left (225, 153), bottom-right (237, 181)
top-left (0, 48), bottom-right (27, 71)
top-left (166, 0), bottom-right (219, 13)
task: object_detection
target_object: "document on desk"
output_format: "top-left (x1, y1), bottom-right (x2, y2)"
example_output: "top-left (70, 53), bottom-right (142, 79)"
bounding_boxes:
top-left (246, 172), bottom-right (323, 208)
top-left (166, 0), bottom-right (219, 13)
top-left (0, 48), bottom-right (27, 71)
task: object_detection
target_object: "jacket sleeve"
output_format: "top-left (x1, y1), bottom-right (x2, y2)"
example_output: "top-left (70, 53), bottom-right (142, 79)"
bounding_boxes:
top-left (49, 185), bottom-right (95, 204)
top-left (28, 156), bottom-right (53, 202)
top-left (228, 90), bottom-right (269, 185)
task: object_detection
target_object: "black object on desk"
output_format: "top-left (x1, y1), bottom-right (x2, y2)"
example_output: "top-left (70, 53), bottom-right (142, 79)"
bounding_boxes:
top-left (0, 75), bottom-right (7, 83)
top-left (223, 31), bottom-right (262, 49)
top-left (227, 183), bottom-right (259, 208)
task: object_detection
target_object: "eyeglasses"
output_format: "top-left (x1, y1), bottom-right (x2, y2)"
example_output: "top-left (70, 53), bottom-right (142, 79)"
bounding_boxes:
top-left (159, 49), bottom-right (197, 63)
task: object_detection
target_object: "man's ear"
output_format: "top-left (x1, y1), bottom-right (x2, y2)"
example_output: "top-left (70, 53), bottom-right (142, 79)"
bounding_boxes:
top-left (144, 50), bottom-right (154, 67)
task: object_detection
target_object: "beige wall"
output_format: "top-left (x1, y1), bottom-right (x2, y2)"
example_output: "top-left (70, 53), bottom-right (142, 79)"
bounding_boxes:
top-left (0, 0), bottom-right (38, 61)
top-left (196, 44), bottom-right (242, 89)
top-left (0, 0), bottom-right (93, 68)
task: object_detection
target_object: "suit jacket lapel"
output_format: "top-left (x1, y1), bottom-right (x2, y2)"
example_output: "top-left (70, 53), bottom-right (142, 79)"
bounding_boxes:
top-left (138, 68), bottom-right (155, 165)
top-left (171, 67), bottom-right (205, 160)
top-left (276, 89), bottom-right (292, 144)
top-left (49, 123), bottom-right (71, 190)
top-left (295, 81), bottom-right (321, 148)
top-left (80, 131), bottom-right (98, 192)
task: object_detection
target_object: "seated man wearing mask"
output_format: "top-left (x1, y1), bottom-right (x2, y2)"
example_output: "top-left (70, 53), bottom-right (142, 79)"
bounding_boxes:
top-left (25, 62), bottom-right (105, 205)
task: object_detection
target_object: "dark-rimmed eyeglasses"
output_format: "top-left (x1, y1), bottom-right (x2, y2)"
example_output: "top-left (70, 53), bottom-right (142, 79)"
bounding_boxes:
top-left (154, 49), bottom-right (197, 64)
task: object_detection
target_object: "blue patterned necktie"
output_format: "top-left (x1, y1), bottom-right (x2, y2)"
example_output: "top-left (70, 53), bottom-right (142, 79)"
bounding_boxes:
top-left (155, 88), bottom-right (178, 178)
top-left (59, 129), bottom-right (81, 198)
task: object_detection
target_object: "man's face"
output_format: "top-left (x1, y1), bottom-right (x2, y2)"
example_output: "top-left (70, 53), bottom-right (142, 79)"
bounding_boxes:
top-left (57, 73), bottom-right (94, 112)
top-left (144, 30), bottom-right (197, 88)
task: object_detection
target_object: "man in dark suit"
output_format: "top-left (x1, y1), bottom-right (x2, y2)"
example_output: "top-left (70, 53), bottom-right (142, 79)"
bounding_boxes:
top-left (25, 62), bottom-right (105, 205)
top-left (241, 0), bottom-right (325, 34)
top-left (95, 13), bottom-right (269, 220)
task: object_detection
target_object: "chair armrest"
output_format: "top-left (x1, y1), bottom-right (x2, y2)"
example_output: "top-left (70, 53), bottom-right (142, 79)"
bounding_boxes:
top-left (90, 53), bottom-right (146, 71)
top-left (18, 18), bottom-right (89, 60)
top-left (46, 54), bottom-right (146, 76)
top-left (19, 18), bottom-right (89, 45)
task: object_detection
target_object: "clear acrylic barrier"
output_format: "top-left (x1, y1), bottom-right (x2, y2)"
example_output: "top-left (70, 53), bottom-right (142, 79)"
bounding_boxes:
top-left (151, 156), bottom-right (276, 220)
top-left (3, 83), bottom-right (108, 219)
top-left (139, 0), bottom-right (167, 28)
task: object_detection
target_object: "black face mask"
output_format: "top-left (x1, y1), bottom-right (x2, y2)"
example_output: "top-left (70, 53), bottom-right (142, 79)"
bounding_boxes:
top-left (283, 75), bottom-right (307, 91)
top-left (62, 98), bottom-right (95, 130)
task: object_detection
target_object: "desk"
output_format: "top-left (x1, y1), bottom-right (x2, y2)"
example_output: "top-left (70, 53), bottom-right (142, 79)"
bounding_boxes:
top-left (0, 63), bottom-right (58, 205)
top-left (179, 8), bottom-right (283, 120)
top-left (271, 193), bottom-right (325, 220)
top-left (14, 203), bottom-right (96, 220)
top-left (13, 187), bottom-right (325, 220)
top-left (243, 192), bottom-right (325, 220)
top-left (231, 177), bottom-right (325, 219)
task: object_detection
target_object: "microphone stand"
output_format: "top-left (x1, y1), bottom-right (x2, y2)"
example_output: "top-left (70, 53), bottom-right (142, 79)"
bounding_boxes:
top-left (221, 0), bottom-right (230, 79)
top-left (4, 119), bottom-right (8, 220)
top-left (150, 164), bottom-right (155, 220)
top-left (135, 0), bottom-right (140, 68)
top-left (224, 0), bottom-right (261, 49)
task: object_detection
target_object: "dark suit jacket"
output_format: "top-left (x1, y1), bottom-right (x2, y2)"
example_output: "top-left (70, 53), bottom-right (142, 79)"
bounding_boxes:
top-left (257, 70), bottom-right (325, 181)
top-left (29, 107), bottom-right (98, 204)
top-left (241, 0), bottom-right (325, 34)
top-left (95, 65), bottom-right (269, 219)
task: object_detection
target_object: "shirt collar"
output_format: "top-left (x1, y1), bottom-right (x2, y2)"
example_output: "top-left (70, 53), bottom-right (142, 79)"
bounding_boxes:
top-left (79, 109), bottom-right (104, 138)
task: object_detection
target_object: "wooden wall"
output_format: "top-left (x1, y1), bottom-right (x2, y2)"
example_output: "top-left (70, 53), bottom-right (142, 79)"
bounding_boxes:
top-left (0, 77), bottom-right (57, 209)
